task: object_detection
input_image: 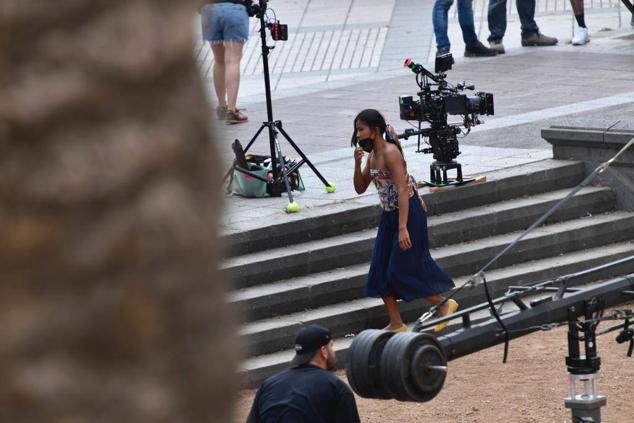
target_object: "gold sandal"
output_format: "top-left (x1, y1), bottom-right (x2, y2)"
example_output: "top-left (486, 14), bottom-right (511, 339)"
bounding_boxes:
top-left (383, 323), bottom-right (407, 333)
top-left (434, 299), bottom-right (459, 333)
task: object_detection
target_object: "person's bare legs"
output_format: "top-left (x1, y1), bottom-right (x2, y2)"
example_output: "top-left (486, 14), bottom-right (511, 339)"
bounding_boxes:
top-left (426, 295), bottom-right (450, 316)
top-left (427, 294), bottom-right (460, 332)
top-left (382, 296), bottom-right (405, 330)
top-left (381, 295), bottom-right (455, 330)
top-left (570, 0), bottom-right (586, 29)
top-left (570, 0), bottom-right (584, 17)
top-left (211, 43), bottom-right (227, 108)
top-left (224, 41), bottom-right (244, 112)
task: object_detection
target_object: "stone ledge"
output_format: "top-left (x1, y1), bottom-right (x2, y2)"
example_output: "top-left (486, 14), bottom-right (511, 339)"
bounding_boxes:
top-left (542, 125), bottom-right (634, 149)
top-left (542, 125), bottom-right (634, 210)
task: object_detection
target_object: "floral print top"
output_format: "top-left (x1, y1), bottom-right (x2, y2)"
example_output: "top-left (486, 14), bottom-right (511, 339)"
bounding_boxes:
top-left (370, 169), bottom-right (416, 212)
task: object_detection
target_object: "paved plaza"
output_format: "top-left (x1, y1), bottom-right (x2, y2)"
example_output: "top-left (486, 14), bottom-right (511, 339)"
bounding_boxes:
top-left (195, 0), bottom-right (634, 102)
top-left (197, 1), bottom-right (634, 235)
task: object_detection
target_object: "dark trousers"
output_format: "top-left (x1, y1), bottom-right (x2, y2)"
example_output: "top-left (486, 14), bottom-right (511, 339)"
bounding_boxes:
top-left (488, 0), bottom-right (539, 41)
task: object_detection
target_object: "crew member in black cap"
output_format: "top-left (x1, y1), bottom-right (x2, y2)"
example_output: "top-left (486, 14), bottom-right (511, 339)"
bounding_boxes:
top-left (247, 324), bottom-right (360, 423)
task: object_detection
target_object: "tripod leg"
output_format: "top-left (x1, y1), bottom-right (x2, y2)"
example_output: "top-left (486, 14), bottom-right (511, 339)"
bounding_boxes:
top-left (275, 123), bottom-right (335, 192)
top-left (275, 139), bottom-right (293, 203)
top-left (274, 137), bottom-right (300, 212)
top-left (226, 124), bottom-right (266, 185)
top-left (242, 124), bottom-right (267, 153)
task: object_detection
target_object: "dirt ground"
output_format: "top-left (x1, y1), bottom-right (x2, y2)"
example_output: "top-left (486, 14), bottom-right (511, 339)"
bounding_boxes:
top-left (233, 305), bottom-right (634, 423)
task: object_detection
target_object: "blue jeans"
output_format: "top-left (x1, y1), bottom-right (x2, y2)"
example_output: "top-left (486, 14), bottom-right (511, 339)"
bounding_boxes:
top-left (433, 0), bottom-right (478, 51)
top-left (487, 0), bottom-right (539, 41)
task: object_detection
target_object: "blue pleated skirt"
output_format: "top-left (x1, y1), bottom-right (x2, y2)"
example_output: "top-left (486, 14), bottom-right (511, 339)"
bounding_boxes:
top-left (365, 196), bottom-right (454, 302)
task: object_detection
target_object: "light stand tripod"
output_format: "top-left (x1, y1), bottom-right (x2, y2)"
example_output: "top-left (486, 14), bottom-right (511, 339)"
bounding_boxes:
top-left (226, 0), bottom-right (335, 213)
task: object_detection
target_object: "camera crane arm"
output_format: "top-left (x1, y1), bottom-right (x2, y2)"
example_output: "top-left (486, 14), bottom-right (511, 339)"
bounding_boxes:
top-left (346, 265), bottom-right (634, 410)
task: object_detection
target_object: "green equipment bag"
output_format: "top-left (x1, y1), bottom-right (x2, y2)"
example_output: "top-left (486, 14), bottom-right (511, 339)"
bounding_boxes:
top-left (227, 140), bottom-right (305, 197)
top-left (232, 163), bottom-right (269, 198)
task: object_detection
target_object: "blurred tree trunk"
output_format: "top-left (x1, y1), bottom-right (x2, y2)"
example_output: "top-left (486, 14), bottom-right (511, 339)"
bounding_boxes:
top-left (0, 1), bottom-right (237, 421)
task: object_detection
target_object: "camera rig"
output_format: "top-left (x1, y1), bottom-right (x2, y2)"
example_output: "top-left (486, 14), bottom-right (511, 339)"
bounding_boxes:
top-left (397, 54), bottom-right (494, 187)
top-left (246, 0), bottom-right (288, 40)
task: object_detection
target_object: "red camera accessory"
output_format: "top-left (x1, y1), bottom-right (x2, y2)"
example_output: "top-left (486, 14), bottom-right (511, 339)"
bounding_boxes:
top-left (269, 21), bottom-right (288, 41)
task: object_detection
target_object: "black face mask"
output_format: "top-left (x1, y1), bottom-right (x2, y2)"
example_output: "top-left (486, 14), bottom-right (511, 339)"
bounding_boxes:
top-left (358, 138), bottom-right (373, 153)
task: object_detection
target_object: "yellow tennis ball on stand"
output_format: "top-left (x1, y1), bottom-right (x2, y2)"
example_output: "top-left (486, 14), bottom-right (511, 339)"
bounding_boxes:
top-left (326, 182), bottom-right (336, 193)
top-left (286, 202), bottom-right (300, 213)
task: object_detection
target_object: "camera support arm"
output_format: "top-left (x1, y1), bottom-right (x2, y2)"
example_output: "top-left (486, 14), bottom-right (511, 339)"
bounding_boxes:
top-left (404, 58), bottom-right (442, 84)
top-left (397, 126), bottom-right (460, 140)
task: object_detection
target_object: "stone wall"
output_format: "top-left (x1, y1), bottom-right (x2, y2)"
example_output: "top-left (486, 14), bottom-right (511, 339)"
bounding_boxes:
top-left (542, 124), bottom-right (634, 210)
top-left (0, 1), bottom-right (238, 421)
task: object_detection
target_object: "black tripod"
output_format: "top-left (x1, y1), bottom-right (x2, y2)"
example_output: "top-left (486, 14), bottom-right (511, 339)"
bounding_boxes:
top-left (226, 0), bottom-right (334, 212)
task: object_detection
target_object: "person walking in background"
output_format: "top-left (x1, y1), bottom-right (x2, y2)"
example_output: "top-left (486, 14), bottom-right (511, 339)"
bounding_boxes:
top-left (351, 109), bottom-right (458, 333)
top-left (570, 0), bottom-right (590, 45)
top-left (487, 0), bottom-right (558, 54)
top-left (201, 1), bottom-right (249, 123)
top-left (433, 0), bottom-right (498, 57)
top-left (247, 325), bottom-right (360, 423)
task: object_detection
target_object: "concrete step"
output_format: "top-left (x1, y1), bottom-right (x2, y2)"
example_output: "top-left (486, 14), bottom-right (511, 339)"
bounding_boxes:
top-left (239, 241), bottom-right (634, 388)
top-left (223, 160), bottom-right (586, 257)
top-left (239, 211), bottom-right (634, 356)
top-left (231, 208), bottom-right (631, 322)
top-left (225, 185), bottom-right (615, 289)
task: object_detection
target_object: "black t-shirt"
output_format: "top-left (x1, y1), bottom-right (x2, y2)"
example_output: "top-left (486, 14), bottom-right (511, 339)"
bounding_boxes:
top-left (247, 365), bottom-right (360, 423)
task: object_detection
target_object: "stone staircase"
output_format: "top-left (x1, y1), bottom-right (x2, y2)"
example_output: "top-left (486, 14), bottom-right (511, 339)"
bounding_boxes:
top-left (222, 159), bottom-right (634, 387)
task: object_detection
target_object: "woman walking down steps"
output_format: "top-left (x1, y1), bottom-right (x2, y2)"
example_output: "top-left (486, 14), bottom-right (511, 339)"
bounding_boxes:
top-left (351, 109), bottom-right (459, 333)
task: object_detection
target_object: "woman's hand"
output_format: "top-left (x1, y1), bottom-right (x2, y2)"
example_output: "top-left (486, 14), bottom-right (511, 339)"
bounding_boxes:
top-left (354, 147), bottom-right (364, 165)
top-left (353, 146), bottom-right (371, 194)
top-left (398, 227), bottom-right (412, 251)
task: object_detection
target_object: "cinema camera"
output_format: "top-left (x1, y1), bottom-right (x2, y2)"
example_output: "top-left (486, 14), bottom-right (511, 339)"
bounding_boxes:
top-left (246, 0), bottom-right (288, 41)
top-left (398, 53), bottom-right (494, 186)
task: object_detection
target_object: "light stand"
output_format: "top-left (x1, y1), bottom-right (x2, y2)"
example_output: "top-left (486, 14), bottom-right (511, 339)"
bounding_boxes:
top-left (227, 0), bottom-right (335, 213)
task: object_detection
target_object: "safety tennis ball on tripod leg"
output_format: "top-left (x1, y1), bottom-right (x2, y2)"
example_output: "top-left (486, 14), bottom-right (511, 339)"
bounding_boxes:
top-left (286, 202), bottom-right (300, 213)
top-left (326, 182), bottom-right (336, 193)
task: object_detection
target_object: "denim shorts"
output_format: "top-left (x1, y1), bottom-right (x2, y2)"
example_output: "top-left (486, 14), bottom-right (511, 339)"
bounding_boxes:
top-left (201, 3), bottom-right (249, 43)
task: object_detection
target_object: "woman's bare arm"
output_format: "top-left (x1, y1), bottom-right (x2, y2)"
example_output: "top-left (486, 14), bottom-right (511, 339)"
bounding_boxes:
top-left (353, 147), bottom-right (372, 194)
top-left (385, 147), bottom-right (412, 250)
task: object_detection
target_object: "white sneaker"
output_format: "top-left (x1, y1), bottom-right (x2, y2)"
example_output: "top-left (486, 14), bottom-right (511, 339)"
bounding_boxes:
top-left (488, 40), bottom-right (505, 54)
top-left (572, 27), bottom-right (590, 46)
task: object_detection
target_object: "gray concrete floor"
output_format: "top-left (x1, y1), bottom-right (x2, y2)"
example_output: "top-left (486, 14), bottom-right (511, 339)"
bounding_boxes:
top-left (206, 2), bottom-right (634, 234)
top-left (195, 0), bottom-right (634, 101)
top-left (214, 45), bottom-right (634, 157)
